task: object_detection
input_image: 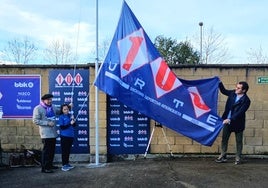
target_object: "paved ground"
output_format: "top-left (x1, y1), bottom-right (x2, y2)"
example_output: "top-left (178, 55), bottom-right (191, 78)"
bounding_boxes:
top-left (1, 156), bottom-right (268, 188)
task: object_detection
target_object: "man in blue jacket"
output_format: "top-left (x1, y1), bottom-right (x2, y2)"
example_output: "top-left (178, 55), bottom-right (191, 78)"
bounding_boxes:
top-left (215, 81), bottom-right (251, 165)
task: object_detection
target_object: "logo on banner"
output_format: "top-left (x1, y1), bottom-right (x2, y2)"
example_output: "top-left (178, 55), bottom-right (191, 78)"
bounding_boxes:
top-left (119, 28), bottom-right (148, 78)
top-left (151, 57), bottom-right (182, 98)
top-left (188, 86), bottom-right (211, 118)
top-left (55, 73), bottom-right (64, 85)
top-left (118, 28), bottom-right (182, 99)
top-left (65, 73), bottom-right (73, 85)
top-left (74, 73), bottom-right (83, 85)
top-left (55, 73), bottom-right (83, 86)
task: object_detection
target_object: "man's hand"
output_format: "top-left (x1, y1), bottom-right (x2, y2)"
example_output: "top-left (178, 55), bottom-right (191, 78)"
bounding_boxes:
top-left (48, 121), bottom-right (55, 127)
top-left (223, 119), bottom-right (231, 125)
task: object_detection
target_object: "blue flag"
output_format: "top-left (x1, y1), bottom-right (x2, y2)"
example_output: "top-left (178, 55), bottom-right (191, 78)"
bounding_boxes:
top-left (94, 1), bottom-right (223, 146)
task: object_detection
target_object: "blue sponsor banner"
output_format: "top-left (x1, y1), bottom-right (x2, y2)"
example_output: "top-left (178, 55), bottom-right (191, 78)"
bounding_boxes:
top-left (0, 75), bottom-right (41, 119)
top-left (49, 70), bottom-right (89, 154)
top-left (107, 97), bottom-right (150, 154)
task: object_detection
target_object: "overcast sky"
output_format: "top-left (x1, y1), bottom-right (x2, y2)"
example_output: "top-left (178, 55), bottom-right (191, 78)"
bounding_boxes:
top-left (0, 0), bottom-right (267, 64)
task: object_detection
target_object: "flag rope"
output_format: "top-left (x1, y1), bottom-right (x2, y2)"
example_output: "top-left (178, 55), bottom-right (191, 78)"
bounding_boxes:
top-left (70, 0), bottom-right (82, 116)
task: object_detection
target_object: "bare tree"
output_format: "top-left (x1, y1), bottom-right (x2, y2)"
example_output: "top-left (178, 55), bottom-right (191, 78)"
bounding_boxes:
top-left (98, 39), bottom-right (110, 62)
top-left (246, 46), bottom-right (268, 64)
top-left (2, 37), bottom-right (37, 64)
top-left (44, 39), bottom-right (75, 64)
top-left (194, 27), bottom-right (230, 64)
top-left (89, 38), bottom-right (111, 63)
top-left (203, 27), bottom-right (230, 64)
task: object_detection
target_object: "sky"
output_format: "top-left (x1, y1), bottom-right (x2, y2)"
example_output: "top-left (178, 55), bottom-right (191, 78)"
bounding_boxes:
top-left (0, 0), bottom-right (268, 64)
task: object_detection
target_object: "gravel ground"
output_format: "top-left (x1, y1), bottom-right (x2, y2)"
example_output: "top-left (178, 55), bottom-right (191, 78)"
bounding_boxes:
top-left (1, 156), bottom-right (268, 188)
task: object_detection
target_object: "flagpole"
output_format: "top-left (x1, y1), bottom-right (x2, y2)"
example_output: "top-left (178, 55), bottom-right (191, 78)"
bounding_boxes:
top-left (87, 0), bottom-right (105, 168)
top-left (95, 0), bottom-right (99, 166)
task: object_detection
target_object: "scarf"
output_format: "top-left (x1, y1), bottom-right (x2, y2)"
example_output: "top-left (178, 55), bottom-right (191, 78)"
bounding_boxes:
top-left (40, 102), bottom-right (55, 118)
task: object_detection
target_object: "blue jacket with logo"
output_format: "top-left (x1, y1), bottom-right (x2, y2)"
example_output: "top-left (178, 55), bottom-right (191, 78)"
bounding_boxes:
top-left (58, 114), bottom-right (75, 138)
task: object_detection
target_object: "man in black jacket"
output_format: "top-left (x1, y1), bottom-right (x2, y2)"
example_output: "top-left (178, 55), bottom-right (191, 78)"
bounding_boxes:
top-left (215, 81), bottom-right (251, 165)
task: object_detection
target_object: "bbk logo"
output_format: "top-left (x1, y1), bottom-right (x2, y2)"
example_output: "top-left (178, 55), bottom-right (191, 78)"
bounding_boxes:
top-left (14, 82), bottom-right (34, 88)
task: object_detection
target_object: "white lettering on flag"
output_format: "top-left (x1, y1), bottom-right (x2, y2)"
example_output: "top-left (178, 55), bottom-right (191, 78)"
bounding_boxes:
top-left (105, 71), bottom-right (130, 89)
top-left (182, 114), bottom-right (215, 132)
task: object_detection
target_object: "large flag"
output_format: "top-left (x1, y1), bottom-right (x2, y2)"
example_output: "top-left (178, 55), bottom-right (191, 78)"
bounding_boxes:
top-left (94, 1), bottom-right (223, 146)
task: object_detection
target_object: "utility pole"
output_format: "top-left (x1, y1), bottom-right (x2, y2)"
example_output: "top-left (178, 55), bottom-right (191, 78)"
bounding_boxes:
top-left (199, 22), bottom-right (203, 64)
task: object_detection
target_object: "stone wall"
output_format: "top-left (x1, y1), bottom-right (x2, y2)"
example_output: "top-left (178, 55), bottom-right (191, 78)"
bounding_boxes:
top-left (1, 64), bottom-right (268, 162)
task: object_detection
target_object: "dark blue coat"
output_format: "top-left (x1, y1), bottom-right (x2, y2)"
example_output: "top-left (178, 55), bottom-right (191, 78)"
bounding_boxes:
top-left (219, 82), bottom-right (251, 132)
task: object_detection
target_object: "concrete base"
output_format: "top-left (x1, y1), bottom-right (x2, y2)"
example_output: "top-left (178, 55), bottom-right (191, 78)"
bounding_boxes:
top-left (54, 154), bottom-right (108, 164)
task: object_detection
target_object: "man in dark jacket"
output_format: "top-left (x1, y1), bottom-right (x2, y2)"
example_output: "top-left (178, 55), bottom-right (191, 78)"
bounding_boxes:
top-left (215, 81), bottom-right (251, 165)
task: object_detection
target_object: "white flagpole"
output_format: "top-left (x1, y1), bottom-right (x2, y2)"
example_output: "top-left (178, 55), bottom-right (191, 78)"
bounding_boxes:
top-left (95, 0), bottom-right (99, 166)
top-left (88, 0), bottom-right (105, 168)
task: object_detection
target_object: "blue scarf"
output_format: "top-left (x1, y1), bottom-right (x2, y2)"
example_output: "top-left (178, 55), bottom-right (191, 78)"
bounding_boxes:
top-left (40, 102), bottom-right (55, 118)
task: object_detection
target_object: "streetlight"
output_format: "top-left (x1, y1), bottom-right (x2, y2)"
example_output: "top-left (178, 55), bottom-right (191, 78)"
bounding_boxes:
top-left (199, 22), bottom-right (203, 64)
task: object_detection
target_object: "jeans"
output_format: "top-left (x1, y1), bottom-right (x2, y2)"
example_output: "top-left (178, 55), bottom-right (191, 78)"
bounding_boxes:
top-left (221, 125), bottom-right (243, 160)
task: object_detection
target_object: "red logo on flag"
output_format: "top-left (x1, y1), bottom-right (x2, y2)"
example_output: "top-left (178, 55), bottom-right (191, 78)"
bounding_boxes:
top-left (188, 86), bottom-right (211, 117)
top-left (118, 28), bottom-right (148, 78)
top-left (151, 57), bottom-right (182, 98)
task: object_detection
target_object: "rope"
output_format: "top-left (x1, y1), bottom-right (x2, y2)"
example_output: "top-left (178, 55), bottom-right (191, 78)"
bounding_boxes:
top-left (74, 84), bottom-right (95, 121)
top-left (70, 0), bottom-right (82, 116)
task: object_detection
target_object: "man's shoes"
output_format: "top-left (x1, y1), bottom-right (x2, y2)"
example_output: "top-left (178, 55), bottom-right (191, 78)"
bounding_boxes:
top-left (51, 165), bottom-right (59, 169)
top-left (215, 156), bottom-right (227, 163)
top-left (41, 169), bottom-right (54, 173)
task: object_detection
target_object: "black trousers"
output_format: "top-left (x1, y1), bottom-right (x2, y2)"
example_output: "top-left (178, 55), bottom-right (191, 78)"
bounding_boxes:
top-left (41, 138), bottom-right (56, 170)
top-left (60, 136), bottom-right (74, 166)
